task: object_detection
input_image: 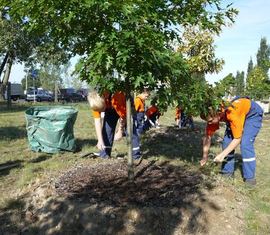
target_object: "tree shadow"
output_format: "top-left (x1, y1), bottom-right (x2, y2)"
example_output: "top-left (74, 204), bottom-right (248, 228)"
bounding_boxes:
top-left (141, 124), bottom-right (222, 164)
top-left (0, 104), bottom-right (30, 114)
top-left (0, 160), bottom-right (23, 177)
top-left (0, 126), bottom-right (27, 141)
top-left (142, 126), bottom-right (202, 162)
top-left (44, 160), bottom-right (218, 234)
top-left (76, 138), bottom-right (97, 150)
top-left (28, 154), bottom-right (52, 163)
top-left (0, 197), bottom-right (27, 234)
top-left (0, 160), bottom-right (221, 234)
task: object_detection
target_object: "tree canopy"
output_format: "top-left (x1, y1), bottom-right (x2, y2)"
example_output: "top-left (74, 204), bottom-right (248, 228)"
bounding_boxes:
top-left (235, 71), bottom-right (245, 96)
top-left (0, 7), bottom-right (71, 100)
top-left (177, 25), bottom-right (225, 75)
top-left (256, 37), bottom-right (270, 78)
top-left (246, 66), bottom-right (270, 100)
top-left (0, 0), bottom-right (239, 179)
top-left (244, 37), bottom-right (270, 100)
top-left (1, 1), bottom-right (238, 113)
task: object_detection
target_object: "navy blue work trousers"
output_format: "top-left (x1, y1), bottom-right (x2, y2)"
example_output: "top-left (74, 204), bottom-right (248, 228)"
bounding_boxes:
top-left (99, 108), bottom-right (141, 159)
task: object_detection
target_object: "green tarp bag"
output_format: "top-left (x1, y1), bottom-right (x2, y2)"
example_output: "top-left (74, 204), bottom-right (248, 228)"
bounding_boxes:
top-left (25, 106), bottom-right (78, 153)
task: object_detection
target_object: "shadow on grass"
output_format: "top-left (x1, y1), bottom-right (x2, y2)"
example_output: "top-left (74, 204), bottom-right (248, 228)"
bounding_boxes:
top-left (141, 123), bottom-right (222, 164)
top-left (143, 126), bottom-right (201, 162)
top-left (0, 160), bottom-right (219, 235)
top-left (28, 154), bottom-right (52, 163)
top-left (0, 126), bottom-right (27, 141)
top-left (0, 160), bottom-right (23, 177)
top-left (0, 103), bottom-right (30, 114)
top-left (0, 197), bottom-right (28, 234)
top-left (76, 138), bottom-right (97, 151)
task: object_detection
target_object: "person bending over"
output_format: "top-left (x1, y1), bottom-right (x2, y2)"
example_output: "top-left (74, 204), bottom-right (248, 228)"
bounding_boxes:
top-left (200, 97), bottom-right (263, 186)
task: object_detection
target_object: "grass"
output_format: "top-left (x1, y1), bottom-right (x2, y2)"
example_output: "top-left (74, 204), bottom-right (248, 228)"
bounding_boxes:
top-left (0, 102), bottom-right (270, 234)
top-left (0, 102), bottom-right (92, 199)
top-left (243, 117), bottom-right (270, 234)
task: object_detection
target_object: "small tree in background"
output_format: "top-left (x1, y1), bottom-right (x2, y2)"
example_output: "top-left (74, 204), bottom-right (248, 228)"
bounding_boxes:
top-left (235, 71), bottom-right (245, 96)
top-left (21, 71), bottom-right (41, 91)
top-left (175, 25), bottom-right (226, 115)
top-left (0, 10), bottom-right (38, 100)
top-left (243, 37), bottom-right (270, 99)
top-left (247, 57), bottom-right (254, 79)
top-left (38, 64), bottom-right (63, 91)
top-left (177, 25), bottom-right (225, 76)
top-left (246, 66), bottom-right (270, 100)
top-left (214, 73), bottom-right (235, 99)
top-left (256, 37), bottom-right (270, 79)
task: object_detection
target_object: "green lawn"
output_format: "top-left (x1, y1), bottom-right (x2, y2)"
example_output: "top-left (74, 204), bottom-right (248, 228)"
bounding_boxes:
top-left (0, 102), bottom-right (269, 234)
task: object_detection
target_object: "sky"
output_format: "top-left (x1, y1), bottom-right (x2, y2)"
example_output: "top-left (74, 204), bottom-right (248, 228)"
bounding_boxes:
top-left (8, 0), bottom-right (270, 85)
top-left (205, 0), bottom-right (270, 84)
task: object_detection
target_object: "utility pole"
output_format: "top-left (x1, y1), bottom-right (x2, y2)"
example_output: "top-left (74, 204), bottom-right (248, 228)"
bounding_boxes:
top-left (54, 81), bottom-right (58, 102)
top-left (33, 78), bottom-right (36, 103)
top-left (31, 69), bottom-right (38, 103)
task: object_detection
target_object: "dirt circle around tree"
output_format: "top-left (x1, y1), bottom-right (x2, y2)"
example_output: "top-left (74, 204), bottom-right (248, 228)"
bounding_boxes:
top-left (20, 159), bottom-right (247, 235)
top-left (45, 159), bottom-right (245, 234)
top-left (55, 159), bottom-right (204, 207)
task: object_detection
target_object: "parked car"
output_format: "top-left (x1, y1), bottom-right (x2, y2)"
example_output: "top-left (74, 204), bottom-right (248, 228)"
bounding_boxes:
top-left (58, 88), bottom-right (84, 102)
top-left (76, 88), bottom-right (88, 101)
top-left (26, 90), bottom-right (53, 102)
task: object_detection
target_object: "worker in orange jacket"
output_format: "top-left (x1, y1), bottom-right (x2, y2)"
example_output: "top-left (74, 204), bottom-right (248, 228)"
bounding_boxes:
top-left (134, 88), bottom-right (150, 135)
top-left (144, 98), bottom-right (161, 130)
top-left (200, 96), bottom-right (263, 186)
top-left (88, 91), bottom-right (141, 159)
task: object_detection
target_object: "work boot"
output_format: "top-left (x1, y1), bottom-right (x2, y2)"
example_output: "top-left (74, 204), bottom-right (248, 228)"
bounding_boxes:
top-left (244, 178), bottom-right (256, 187)
top-left (93, 152), bottom-right (110, 159)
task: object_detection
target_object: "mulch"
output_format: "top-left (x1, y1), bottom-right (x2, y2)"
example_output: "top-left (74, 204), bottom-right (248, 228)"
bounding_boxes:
top-left (55, 159), bottom-right (205, 207)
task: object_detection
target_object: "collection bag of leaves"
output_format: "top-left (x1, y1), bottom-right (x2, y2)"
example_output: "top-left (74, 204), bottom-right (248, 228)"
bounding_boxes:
top-left (25, 106), bottom-right (78, 153)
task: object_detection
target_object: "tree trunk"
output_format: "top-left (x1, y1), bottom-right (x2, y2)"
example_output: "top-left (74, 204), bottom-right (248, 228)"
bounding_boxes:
top-left (0, 84), bottom-right (5, 101)
top-left (126, 93), bottom-right (134, 181)
top-left (0, 55), bottom-right (13, 101)
top-left (0, 52), bottom-right (9, 78)
top-left (125, 79), bottom-right (134, 181)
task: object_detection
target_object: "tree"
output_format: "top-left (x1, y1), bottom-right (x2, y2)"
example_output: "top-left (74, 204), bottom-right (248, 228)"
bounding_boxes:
top-left (0, 10), bottom-right (38, 100)
top-left (214, 73), bottom-right (236, 98)
top-left (177, 25), bottom-right (225, 76)
top-left (21, 71), bottom-right (41, 91)
top-left (256, 37), bottom-right (270, 77)
top-left (2, 1), bottom-right (237, 91)
top-left (0, 7), bottom-right (71, 101)
top-left (3, 0), bottom-right (237, 179)
top-left (247, 57), bottom-right (254, 78)
top-left (246, 66), bottom-right (270, 100)
top-left (175, 25), bottom-right (227, 115)
top-left (235, 71), bottom-right (245, 96)
top-left (64, 62), bottom-right (88, 90)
